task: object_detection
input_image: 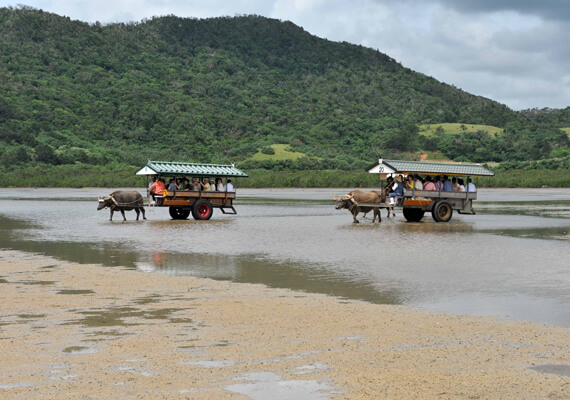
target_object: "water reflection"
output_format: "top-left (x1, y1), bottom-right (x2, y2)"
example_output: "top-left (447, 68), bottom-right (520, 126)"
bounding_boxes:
top-left (139, 252), bottom-right (403, 305)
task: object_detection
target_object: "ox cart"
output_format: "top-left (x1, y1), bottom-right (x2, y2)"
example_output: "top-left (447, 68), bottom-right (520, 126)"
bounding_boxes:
top-left (364, 159), bottom-right (494, 223)
top-left (136, 161), bottom-right (248, 220)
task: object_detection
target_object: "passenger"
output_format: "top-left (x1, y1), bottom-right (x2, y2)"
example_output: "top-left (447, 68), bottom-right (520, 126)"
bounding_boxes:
top-left (414, 175), bottom-right (424, 190)
top-left (452, 177), bottom-right (459, 191)
top-left (190, 178), bottom-right (200, 191)
top-left (405, 175), bottom-right (414, 190)
top-left (423, 176), bottom-right (436, 191)
top-left (167, 178), bottom-right (177, 192)
top-left (226, 179), bottom-right (235, 192)
top-left (388, 175), bottom-right (404, 205)
top-left (150, 178), bottom-right (165, 203)
top-left (175, 178), bottom-right (182, 191)
top-left (215, 178), bottom-right (224, 191)
top-left (442, 175), bottom-right (453, 192)
top-left (209, 179), bottom-right (215, 191)
top-left (466, 178), bottom-right (477, 192)
top-left (200, 177), bottom-right (211, 191)
top-left (434, 175), bottom-right (443, 191)
top-left (182, 178), bottom-right (190, 191)
top-left (458, 178), bottom-right (465, 192)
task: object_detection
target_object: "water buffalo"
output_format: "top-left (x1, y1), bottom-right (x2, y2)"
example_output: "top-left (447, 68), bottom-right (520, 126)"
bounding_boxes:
top-left (333, 190), bottom-right (386, 223)
top-left (97, 191), bottom-right (146, 221)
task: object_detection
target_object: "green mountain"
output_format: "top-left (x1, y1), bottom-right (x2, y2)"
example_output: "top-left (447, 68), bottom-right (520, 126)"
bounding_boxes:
top-left (0, 6), bottom-right (568, 182)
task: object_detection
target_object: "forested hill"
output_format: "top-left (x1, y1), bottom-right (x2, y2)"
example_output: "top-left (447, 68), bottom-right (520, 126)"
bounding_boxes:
top-left (0, 6), bottom-right (568, 179)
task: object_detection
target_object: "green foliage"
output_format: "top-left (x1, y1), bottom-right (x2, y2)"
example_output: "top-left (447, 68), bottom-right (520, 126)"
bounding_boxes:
top-left (260, 146), bottom-right (276, 155)
top-left (0, 7), bottom-right (568, 188)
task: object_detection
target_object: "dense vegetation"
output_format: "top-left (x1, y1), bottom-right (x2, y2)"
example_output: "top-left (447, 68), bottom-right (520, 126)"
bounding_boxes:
top-left (0, 6), bottom-right (569, 187)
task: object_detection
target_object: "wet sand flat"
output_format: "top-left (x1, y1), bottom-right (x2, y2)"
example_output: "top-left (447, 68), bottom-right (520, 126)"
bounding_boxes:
top-left (0, 250), bottom-right (568, 399)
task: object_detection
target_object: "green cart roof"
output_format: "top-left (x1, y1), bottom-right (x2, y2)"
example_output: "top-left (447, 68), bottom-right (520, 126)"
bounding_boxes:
top-left (368, 159), bottom-right (494, 177)
top-left (136, 161), bottom-right (248, 177)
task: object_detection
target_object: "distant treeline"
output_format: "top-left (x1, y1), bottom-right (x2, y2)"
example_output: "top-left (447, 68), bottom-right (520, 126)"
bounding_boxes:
top-left (1, 165), bottom-right (568, 189)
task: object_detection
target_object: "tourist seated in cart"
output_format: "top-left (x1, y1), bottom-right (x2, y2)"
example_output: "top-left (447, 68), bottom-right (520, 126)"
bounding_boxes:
top-left (405, 175), bottom-right (414, 190)
top-left (414, 175), bottom-right (424, 190)
top-left (167, 178), bottom-right (177, 191)
top-left (388, 175), bottom-right (404, 205)
top-left (442, 175), bottom-right (453, 191)
top-left (150, 178), bottom-right (165, 204)
top-left (215, 178), bottom-right (224, 191)
top-left (466, 178), bottom-right (476, 192)
top-left (200, 177), bottom-right (211, 191)
top-left (458, 178), bottom-right (466, 192)
top-left (423, 176), bottom-right (436, 191)
top-left (226, 179), bottom-right (235, 192)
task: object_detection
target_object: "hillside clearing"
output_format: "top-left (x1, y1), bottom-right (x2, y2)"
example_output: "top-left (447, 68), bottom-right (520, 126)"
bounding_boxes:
top-left (248, 144), bottom-right (308, 161)
top-left (419, 123), bottom-right (503, 137)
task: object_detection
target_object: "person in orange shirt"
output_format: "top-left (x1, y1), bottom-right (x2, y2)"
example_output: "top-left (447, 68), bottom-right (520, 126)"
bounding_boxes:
top-left (150, 178), bottom-right (165, 205)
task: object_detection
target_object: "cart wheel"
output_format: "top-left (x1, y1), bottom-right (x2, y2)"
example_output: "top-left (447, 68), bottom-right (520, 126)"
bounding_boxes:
top-left (431, 200), bottom-right (453, 222)
top-left (403, 207), bottom-right (425, 222)
top-left (169, 207), bottom-right (190, 220)
top-left (192, 199), bottom-right (213, 220)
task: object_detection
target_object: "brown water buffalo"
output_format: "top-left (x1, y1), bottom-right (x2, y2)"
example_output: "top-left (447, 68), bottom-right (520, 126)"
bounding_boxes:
top-left (97, 191), bottom-right (146, 221)
top-left (333, 190), bottom-right (386, 223)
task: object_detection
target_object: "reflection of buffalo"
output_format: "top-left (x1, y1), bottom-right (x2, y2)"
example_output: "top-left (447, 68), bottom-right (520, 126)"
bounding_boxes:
top-left (97, 191), bottom-right (146, 221)
top-left (334, 190), bottom-right (386, 223)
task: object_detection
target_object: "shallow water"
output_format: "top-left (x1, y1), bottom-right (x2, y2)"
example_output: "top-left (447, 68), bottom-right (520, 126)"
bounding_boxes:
top-left (0, 188), bottom-right (569, 327)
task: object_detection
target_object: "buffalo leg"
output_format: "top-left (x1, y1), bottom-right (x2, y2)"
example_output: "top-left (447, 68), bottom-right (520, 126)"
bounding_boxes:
top-left (352, 210), bottom-right (359, 223)
top-left (135, 209), bottom-right (140, 220)
top-left (120, 209), bottom-right (127, 221)
top-left (140, 207), bottom-right (146, 220)
top-left (110, 209), bottom-right (114, 221)
top-left (375, 208), bottom-right (381, 223)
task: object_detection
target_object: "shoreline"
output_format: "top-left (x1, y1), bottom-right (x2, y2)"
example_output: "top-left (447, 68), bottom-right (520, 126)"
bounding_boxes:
top-left (1, 250), bottom-right (569, 398)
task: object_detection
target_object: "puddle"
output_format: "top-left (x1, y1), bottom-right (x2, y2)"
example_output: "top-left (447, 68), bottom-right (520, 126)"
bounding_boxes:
top-left (480, 226), bottom-right (569, 241)
top-left (0, 382), bottom-right (34, 389)
top-left (296, 363), bottom-right (330, 375)
top-left (62, 346), bottom-right (99, 355)
top-left (529, 364), bottom-right (570, 377)
top-left (133, 294), bottom-right (162, 304)
top-left (0, 278), bottom-right (8, 283)
top-left (18, 314), bottom-right (46, 319)
top-left (226, 372), bottom-right (335, 400)
top-left (65, 306), bottom-right (189, 327)
top-left (185, 360), bottom-right (237, 368)
top-left (57, 289), bottom-right (95, 295)
top-left (40, 265), bottom-right (57, 269)
top-left (18, 280), bottom-right (55, 286)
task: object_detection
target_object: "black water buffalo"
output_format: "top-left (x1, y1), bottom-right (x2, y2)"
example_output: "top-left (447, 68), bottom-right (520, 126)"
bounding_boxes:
top-left (97, 191), bottom-right (146, 221)
top-left (333, 190), bottom-right (386, 223)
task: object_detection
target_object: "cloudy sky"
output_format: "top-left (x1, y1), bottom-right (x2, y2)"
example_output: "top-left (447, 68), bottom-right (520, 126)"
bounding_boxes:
top-left (3, 0), bottom-right (569, 110)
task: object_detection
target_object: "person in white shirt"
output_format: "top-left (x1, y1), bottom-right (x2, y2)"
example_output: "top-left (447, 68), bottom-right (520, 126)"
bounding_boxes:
top-left (226, 179), bottom-right (235, 192)
top-left (466, 178), bottom-right (476, 192)
top-left (414, 175), bottom-right (423, 190)
top-left (215, 178), bottom-right (224, 191)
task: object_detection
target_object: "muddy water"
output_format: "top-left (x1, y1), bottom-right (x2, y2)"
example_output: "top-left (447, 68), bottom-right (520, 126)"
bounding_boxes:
top-left (0, 188), bottom-right (569, 326)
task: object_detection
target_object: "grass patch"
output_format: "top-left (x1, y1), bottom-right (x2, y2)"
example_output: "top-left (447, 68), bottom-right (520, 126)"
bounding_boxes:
top-left (248, 144), bottom-right (308, 161)
top-left (561, 127), bottom-right (570, 138)
top-left (419, 123), bottom-right (503, 137)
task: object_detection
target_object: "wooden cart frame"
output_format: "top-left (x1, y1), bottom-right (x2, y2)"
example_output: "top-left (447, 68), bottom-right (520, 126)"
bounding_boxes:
top-left (136, 161), bottom-right (247, 220)
top-left (366, 158), bottom-right (494, 222)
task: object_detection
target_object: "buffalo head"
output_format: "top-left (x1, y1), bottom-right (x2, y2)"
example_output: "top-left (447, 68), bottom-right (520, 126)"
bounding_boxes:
top-left (97, 196), bottom-right (112, 210)
top-left (333, 193), bottom-right (354, 210)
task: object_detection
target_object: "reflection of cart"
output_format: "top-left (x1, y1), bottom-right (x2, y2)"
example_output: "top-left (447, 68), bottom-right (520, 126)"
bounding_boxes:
top-left (367, 159), bottom-right (494, 222)
top-left (136, 161), bottom-right (248, 220)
